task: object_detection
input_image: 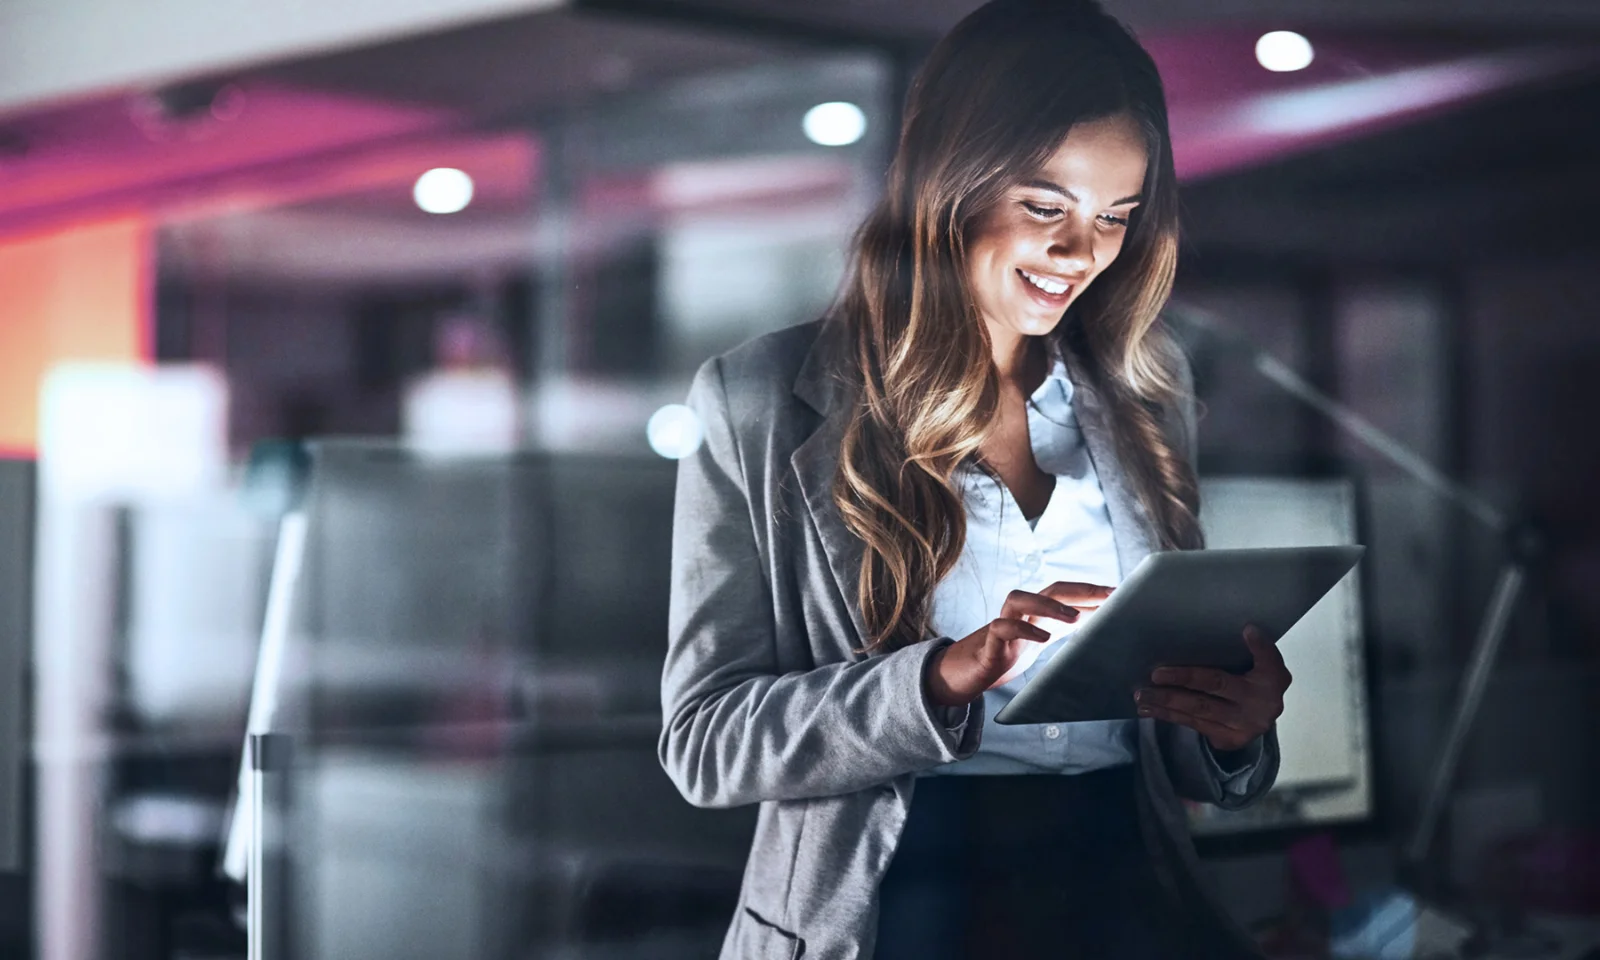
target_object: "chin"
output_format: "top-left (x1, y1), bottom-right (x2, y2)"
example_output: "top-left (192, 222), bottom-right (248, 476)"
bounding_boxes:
top-left (1014, 313), bottom-right (1064, 336)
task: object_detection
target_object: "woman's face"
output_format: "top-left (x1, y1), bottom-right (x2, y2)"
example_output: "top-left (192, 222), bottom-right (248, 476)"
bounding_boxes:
top-left (965, 113), bottom-right (1149, 343)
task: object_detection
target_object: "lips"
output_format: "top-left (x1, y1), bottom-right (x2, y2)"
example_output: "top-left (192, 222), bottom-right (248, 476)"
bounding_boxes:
top-left (1017, 268), bottom-right (1074, 307)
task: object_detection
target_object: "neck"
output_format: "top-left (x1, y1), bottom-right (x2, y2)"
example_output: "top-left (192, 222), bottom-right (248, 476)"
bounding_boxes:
top-left (986, 321), bottom-right (1046, 393)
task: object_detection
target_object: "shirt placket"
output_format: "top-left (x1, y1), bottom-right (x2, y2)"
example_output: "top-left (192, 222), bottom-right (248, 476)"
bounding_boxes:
top-left (1023, 386), bottom-right (1076, 766)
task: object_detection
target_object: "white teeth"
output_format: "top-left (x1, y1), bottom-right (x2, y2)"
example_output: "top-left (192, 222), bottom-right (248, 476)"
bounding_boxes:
top-left (1021, 270), bottom-right (1070, 295)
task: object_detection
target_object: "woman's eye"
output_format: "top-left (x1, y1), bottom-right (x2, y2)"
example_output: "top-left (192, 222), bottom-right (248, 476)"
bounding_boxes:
top-left (1021, 201), bottom-right (1061, 218)
top-left (1098, 212), bottom-right (1131, 227)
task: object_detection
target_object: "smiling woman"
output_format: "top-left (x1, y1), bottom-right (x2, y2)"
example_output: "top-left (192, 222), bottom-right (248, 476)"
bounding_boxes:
top-left (830, 6), bottom-right (1198, 661)
top-left (657, 1), bottom-right (1283, 958)
top-left (967, 115), bottom-right (1147, 338)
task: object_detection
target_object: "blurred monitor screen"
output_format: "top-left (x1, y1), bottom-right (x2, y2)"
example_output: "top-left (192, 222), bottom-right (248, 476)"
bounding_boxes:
top-left (1188, 475), bottom-right (1373, 835)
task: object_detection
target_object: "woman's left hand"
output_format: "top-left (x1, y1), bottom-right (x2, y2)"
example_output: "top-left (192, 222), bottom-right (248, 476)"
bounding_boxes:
top-left (1134, 626), bottom-right (1292, 753)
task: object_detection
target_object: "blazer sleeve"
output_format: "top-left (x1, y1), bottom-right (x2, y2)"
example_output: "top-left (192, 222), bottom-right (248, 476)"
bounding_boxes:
top-left (1153, 333), bottom-right (1281, 808)
top-left (658, 357), bottom-right (982, 810)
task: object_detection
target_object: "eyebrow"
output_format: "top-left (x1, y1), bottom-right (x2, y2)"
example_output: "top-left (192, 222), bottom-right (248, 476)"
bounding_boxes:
top-left (1019, 178), bottom-right (1143, 207)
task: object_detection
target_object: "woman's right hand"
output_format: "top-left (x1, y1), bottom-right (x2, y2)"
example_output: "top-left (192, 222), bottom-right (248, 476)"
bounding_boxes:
top-left (924, 582), bottom-right (1114, 708)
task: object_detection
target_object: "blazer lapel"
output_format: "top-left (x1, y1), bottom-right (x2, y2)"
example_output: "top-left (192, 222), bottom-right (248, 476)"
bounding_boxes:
top-left (790, 326), bottom-right (873, 648)
top-left (1067, 359), bottom-right (1159, 578)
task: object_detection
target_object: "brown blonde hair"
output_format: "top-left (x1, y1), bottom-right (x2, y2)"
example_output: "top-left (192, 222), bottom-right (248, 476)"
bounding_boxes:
top-left (830, 0), bottom-right (1202, 654)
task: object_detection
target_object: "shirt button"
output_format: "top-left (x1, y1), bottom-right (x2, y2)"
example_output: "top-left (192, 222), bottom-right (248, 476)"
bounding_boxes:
top-left (1044, 725), bottom-right (1061, 740)
top-left (1021, 551), bottom-right (1041, 569)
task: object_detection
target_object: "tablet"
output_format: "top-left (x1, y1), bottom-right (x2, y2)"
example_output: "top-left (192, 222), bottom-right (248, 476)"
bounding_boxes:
top-left (993, 545), bottom-right (1365, 725)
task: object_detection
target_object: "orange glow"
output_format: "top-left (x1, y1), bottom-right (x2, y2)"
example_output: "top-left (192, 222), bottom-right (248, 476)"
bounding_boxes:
top-left (0, 217), bottom-right (152, 457)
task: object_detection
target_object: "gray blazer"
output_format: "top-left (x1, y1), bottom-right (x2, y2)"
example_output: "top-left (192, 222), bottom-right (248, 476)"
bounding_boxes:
top-left (659, 318), bottom-right (1278, 960)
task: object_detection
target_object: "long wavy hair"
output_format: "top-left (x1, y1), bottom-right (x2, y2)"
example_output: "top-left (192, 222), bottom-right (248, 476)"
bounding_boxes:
top-left (830, 0), bottom-right (1202, 654)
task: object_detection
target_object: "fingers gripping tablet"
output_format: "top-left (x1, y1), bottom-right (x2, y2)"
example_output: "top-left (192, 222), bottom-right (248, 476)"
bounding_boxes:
top-left (994, 546), bottom-right (1363, 725)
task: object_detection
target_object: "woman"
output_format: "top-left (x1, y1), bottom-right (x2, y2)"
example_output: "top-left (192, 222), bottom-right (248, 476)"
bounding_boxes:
top-left (659, 1), bottom-right (1291, 957)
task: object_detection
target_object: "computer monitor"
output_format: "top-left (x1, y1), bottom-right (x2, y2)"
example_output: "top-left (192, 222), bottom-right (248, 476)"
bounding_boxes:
top-left (1187, 475), bottom-right (1374, 835)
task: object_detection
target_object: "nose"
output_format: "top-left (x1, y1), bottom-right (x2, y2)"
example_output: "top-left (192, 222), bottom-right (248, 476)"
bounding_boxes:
top-left (1046, 220), bottom-right (1094, 278)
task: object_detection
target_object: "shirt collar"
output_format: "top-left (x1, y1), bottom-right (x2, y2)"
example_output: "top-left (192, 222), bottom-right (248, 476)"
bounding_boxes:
top-left (1030, 336), bottom-right (1081, 400)
top-left (1029, 334), bottom-right (1076, 413)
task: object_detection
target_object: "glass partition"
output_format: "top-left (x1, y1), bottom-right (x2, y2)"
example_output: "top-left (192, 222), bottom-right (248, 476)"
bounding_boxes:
top-left (22, 9), bottom-right (897, 958)
top-left (268, 440), bottom-right (752, 960)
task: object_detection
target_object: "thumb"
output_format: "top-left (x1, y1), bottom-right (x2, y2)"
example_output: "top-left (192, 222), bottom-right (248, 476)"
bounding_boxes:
top-left (1242, 624), bottom-right (1279, 671)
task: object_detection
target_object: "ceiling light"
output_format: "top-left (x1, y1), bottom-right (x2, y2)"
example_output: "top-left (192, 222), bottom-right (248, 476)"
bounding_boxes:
top-left (1256, 31), bottom-right (1314, 73)
top-left (803, 102), bottom-right (867, 147)
top-left (647, 404), bottom-right (703, 459)
top-left (413, 168), bottom-right (474, 214)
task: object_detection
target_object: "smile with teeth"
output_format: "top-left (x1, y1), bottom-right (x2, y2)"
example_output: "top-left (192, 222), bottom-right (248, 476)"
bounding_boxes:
top-left (1019, 269), bottom-right (1073, 296)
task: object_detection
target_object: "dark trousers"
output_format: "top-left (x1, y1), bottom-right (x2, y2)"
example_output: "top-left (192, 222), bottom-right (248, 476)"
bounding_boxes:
top-left (875, 766), bottom-right (1216, 960)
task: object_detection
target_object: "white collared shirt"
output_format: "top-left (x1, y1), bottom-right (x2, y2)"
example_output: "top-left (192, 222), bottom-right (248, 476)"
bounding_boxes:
top-left (922, 343), bottom-right (1257, 790)
top-left (923, 343), bottom-right (1135, 775)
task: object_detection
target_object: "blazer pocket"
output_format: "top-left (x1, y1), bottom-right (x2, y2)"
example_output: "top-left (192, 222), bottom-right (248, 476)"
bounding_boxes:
top-left (737, 906), bottom-right (806, 959)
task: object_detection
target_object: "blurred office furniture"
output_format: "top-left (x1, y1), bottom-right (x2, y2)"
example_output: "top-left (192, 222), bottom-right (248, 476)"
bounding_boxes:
top-left (1171, 301), bottom-right (1533, 859)
top-left (1190, 475), bottom-right (1373, 836)
top-left (1170, 301), bottom-right (1566, 954)
top-left (263, 441), bottom-right (750, 960)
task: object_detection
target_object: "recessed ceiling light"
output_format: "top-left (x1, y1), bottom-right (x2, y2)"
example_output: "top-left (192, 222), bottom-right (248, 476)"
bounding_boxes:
top-left (803, 101), bottom-right (867, 147)
top-left (1256, 31), bottom-right (1314, 73)
top-left (413, 168), bottom-right (474, 214)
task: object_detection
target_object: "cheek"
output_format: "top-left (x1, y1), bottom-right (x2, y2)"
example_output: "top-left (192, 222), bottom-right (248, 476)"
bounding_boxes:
top-left (1093, 233), bottom-right (1131, 275)
top-left (963, 224), bottom-right (995, 281)
top-left (965, 248), bottom-right (997, 300)
top-left (974, 213), bottom-right (1037, 262)
top-left (969, 235), bottom-right (1019, 295)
